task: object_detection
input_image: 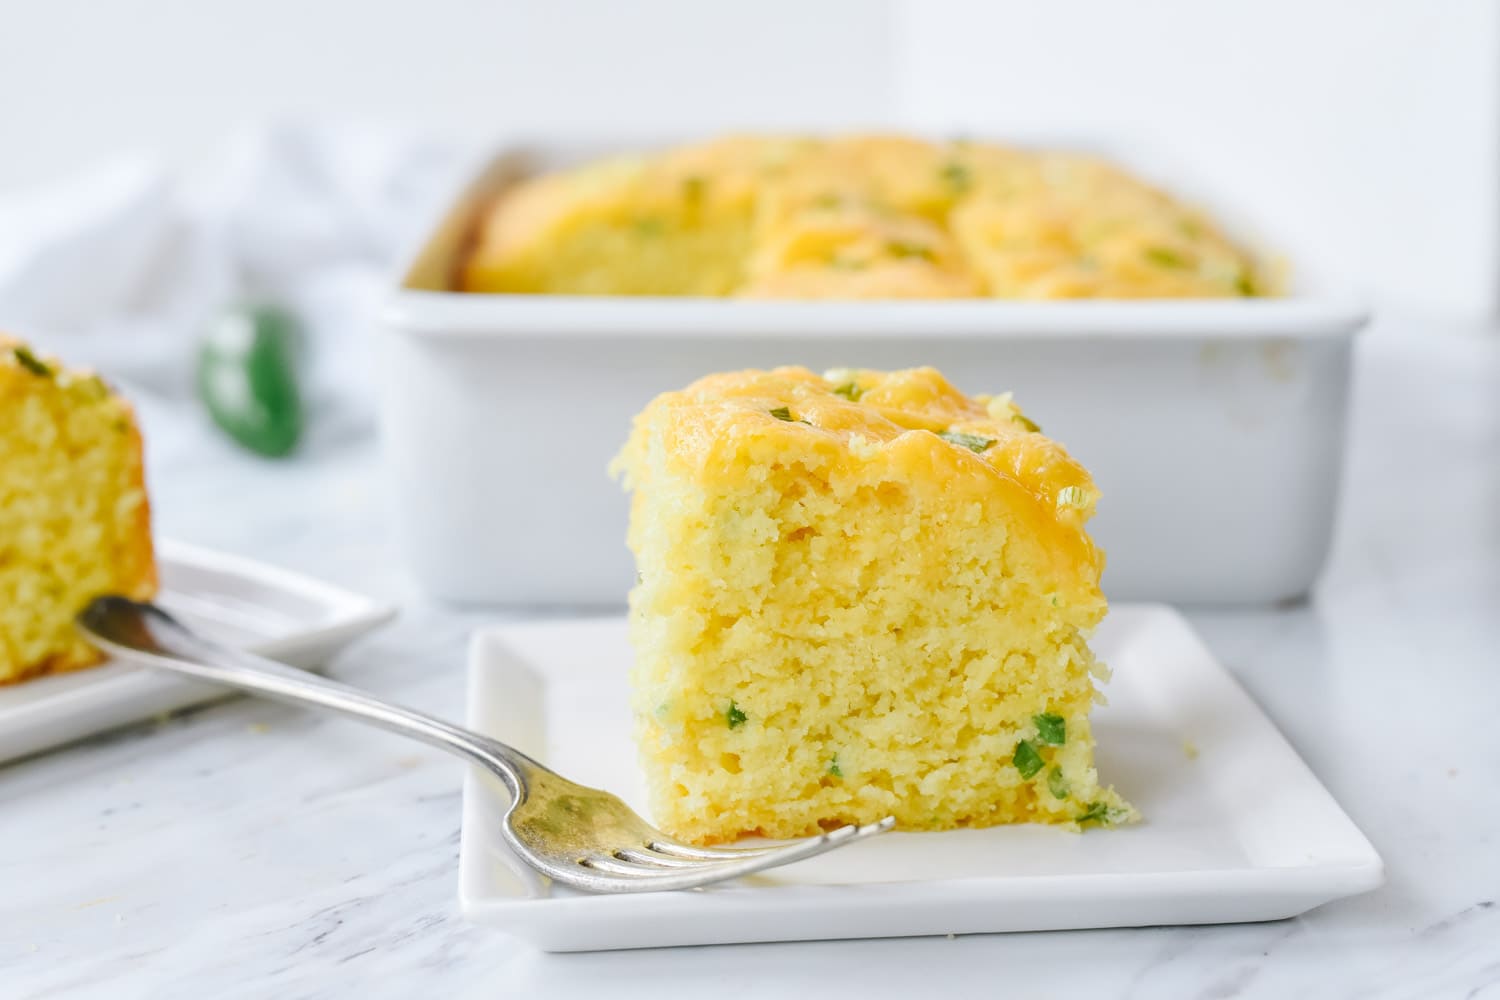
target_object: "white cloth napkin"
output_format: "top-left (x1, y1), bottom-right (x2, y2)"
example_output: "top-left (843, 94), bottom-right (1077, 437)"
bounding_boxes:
top-left (0, 122), bottom-right (471, 462)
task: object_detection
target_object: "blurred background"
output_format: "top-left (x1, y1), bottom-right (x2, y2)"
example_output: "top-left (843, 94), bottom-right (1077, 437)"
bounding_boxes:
top-left (0, 0), bottom-right (1494, 319)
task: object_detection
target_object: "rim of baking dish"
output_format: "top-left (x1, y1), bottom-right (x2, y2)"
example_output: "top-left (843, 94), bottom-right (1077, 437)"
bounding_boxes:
top-left (384, 292), bottom-right (1370, 340)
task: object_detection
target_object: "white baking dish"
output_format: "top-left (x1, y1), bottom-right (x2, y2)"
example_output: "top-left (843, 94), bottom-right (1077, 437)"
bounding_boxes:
top-left (379, 145), bottom-right (1368, 606)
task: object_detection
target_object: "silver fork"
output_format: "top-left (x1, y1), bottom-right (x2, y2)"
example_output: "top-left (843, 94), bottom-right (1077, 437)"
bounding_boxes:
top-left (77, 597), bottom-right (894, 894)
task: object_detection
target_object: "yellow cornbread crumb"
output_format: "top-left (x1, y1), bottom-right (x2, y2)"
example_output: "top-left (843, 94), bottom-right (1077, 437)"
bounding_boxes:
top-left (0, 336), bottom-right (156, 684)
top-left (614, 366), bottom-right (1133, 844)
top-left (464, 134), bottom-right (1268, 300)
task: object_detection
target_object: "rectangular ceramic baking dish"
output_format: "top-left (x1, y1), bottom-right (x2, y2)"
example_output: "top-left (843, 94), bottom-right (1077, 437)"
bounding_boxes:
top-left (379, 142), bottom-right (1368, 606)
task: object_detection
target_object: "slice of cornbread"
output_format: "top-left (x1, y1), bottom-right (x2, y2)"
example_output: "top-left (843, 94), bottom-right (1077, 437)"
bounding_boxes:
top-left (614, 366), bottom-right (1133, 843)
top-left (0, 337), bottom-right (156, 684)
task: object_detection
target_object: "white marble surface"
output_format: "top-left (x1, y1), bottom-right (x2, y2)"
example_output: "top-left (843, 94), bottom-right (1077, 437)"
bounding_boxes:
top-left (3, 325), bottom-right (1497, 999)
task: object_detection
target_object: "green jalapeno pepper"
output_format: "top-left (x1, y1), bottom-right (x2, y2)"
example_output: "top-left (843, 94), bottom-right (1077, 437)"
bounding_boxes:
top-left (196, 303), bottom-right (303, 457)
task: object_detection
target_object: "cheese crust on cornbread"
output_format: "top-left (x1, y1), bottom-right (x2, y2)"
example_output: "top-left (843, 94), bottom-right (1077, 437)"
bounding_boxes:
top-left (464, 134), bottom-right (1266, 300)
top-left (0, 337), bottom-right (156, 684)
top-left (614, 366), bottom-right (1133, 843)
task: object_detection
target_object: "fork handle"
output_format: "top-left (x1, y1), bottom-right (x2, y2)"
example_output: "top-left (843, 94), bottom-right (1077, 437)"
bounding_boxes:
top-left (78, 598), bottom-right (542, 799)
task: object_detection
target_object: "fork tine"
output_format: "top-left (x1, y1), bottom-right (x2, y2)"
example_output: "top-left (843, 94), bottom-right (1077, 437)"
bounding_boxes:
top-left (647, 816), bottom-right (895, 860)
top-left (646, 839), bottom-right (780, 860)
top-left (607, 847), bottom-right (704, 869)
top-left (579, 854), bottom-right (688, 876)
top-left (646, 819), bottom-right (880, 886)
top-left (580, 832), bottom-right (849, 879)
top-left (567, 816), bottom-right (896, 893)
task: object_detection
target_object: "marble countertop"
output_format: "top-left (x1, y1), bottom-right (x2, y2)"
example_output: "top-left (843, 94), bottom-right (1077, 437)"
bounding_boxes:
top-left (3, 325), bottom-right (1497, 999)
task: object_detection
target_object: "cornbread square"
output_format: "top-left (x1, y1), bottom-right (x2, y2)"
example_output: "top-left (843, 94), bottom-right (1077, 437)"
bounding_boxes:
top-left (614, 366), bottom-right (1132, 844)
top-left (0, 337), bottom-right (156, 684)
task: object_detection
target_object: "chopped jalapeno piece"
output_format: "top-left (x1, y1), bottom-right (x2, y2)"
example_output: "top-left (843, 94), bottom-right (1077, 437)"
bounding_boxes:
top-left (1057, 485), bottom-right (1087, 509)
top-left (1145, 246), bottom-right (1189, 269)
top-left (726, 701), bottom-right (747, 729)
top-left (77, 375), bottom-right (111, 402)
top-left (1078, 801), bottom-right (1110, 825)
top-left (887, 241), bottom-right (936, 261)
top-left (12, 346), bottom-right (52, 377)
top-left (1047, 766), bottom-right (1069, 800)
top-left (1034, 713), bottom-right (1066, 746)
top-left (1013, 739), bottom-right (1045, 779)
top-left (938, 430), bottom-right (995, 454)
top-left (940, 161), bottom-right (972, 195)
top-left (1012, 413), bottom-right (1041, 432)
top-left (769, 406), bottom-right (793, 421)
top-left (832, 382), bottom-right (863, 402)
top-left (828, 755), bottom-right (843, 778)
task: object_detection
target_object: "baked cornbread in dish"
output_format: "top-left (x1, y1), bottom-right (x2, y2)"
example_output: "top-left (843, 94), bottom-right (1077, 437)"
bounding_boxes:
top-left (462, 134), bottom-right (1268, 300)
top-left (613, 366), bottom-right (1133, 843)
top-left (0, 337), bottom-right (156, 684)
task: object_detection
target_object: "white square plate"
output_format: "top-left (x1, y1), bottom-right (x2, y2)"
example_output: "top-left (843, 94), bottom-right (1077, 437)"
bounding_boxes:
top-left (0, 540), bottom-right (396, 763)
top-left (459, 604), bottom-right (1382, 952)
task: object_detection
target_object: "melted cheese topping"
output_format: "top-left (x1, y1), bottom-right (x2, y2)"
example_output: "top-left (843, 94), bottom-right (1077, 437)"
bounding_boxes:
top-left (464, 134), bottom-right (1270, 300)
top-left (620, 366), bottom-right (1104, 604)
